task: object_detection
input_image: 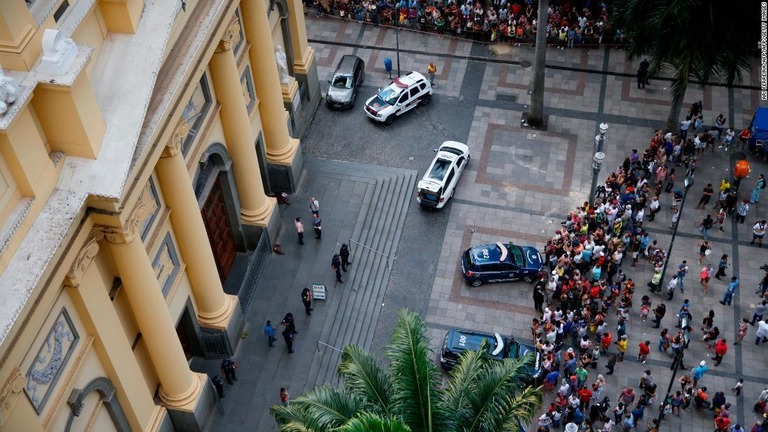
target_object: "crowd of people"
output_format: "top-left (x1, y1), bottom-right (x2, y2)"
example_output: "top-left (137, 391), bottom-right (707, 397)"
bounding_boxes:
top-left (529, 114), bottom-right (768, 431)
top-left (309, 0), bottom-right (626, 46)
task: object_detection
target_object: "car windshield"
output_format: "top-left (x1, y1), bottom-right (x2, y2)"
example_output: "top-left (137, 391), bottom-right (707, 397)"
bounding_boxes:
top-left (332, 75), bottom-right (353, 89)
top-left (428, 158), bottom-right (451, 181)
top-left (377, 86), bottom-right (402, 105)
top-left (509, 245), bottom-right (524, 265)
top-left (463, 249), bottom-right (474, 267)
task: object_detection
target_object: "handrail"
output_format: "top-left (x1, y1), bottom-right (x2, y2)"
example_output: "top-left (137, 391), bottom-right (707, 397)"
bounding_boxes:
top-left (349, 238), bottom-right (391, 269)
top-left (317, 340), bottom-right (343, 353)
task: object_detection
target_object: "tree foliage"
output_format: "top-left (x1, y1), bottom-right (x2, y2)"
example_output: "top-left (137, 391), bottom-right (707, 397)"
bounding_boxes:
top-left (271, 309), bottom-right (542, 432)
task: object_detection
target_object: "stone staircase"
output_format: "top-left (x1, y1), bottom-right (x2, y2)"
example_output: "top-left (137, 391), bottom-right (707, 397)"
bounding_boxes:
top-left (304, 161), bottom-right (416, 388)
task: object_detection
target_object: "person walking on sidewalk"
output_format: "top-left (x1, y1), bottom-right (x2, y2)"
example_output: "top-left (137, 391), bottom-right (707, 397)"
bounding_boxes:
top-left (301, 287), bottom-right (313, 315)
top-left (280, 387), bottom-right (290, 406)
top-left (282, 327), bottom-right (295, 353)
top-left (696, 183), bottom-right (714, 209)
top-left (676, 261), bottom-right (689, 293)
top-left (692, 360), bottom-right (708, 387)
top-left (736, 199), bottom-right (750, 224)
top-left (212, 375), bottom-right (225, 398)
top-left (720, 277), bottom-right (739, 306)
top-left (427, 61), bottom-right (437, 86)
top-left (751, 220), bottom-right (767, 247)
top-left (264, 320), bottom-right (276, 347)
top-left (699, 215), bottom-right (714, 241)
top-left (312, 214), bottom-right (322, 239)
top-left (340, 243), bottom-right (351, 272)
top-left (700, 264), bottom-right (713, 294)
top-left (309, 196), bottom-right (320, 217)
top-left (295, 217), bottom-right (305, 245)
top-left (666, 275), bottom-right (679, 301)
top-left (331, 254), bottom-right (343, 283)
top-left (756, 319), bottom-right (768, 344)
top-left (714, 254), bottom-right (729, 280)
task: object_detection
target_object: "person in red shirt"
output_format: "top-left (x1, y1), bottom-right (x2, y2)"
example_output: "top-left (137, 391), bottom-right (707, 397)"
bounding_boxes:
top-left (577, 385), bottom-right (593, 410)
top-left (713, 338), bottom-right (728, 366)
top-left (714, 413), bottom-right (731, 431)
top-left (600, 332), bottom-right (613, 354)
top-left (738, 127), bottom-right (752, 149)
top-left (637, 340), bottom-right (651, 364)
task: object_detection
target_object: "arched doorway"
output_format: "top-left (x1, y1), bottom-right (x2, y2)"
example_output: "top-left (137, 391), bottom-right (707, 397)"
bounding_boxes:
top-left (194, 144), bottom-right (245, 282)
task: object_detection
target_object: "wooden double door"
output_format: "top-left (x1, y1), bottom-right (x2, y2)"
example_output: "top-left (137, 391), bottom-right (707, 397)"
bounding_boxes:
top-left (201, 177), bottom-right (236, 282)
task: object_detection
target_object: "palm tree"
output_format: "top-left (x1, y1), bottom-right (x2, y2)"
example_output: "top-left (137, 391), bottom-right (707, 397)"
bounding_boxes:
top-left (618, 0), bottom-right (756, 131)
top-left (271, 309), bottom-right (542, 432)
top-left (526, 0), bottom-right (549, 127)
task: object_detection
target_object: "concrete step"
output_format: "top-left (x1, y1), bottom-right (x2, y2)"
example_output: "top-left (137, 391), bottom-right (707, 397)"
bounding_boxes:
top-left (306, 174), bottom-right (392, 387)
top-left (311, 174), bottom-right (397, 387)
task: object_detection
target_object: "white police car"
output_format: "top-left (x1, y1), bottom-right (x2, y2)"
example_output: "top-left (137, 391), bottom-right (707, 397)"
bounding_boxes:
top-left (416, 141), bottom-right (470, 208)
top-left (364, 71), bottom-right (432, 125)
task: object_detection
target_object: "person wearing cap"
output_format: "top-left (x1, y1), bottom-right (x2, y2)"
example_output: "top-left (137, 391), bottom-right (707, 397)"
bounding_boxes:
top-left (616, 334), bottom-right (628, 361)
top-left (692, 360), bottom-right (708, 387)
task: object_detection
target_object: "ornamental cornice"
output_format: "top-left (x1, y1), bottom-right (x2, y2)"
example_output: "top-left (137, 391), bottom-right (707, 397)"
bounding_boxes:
top-left (162, 119), bottom-right (189, 158)
top-left (0, 368), bottom-right (26, 427)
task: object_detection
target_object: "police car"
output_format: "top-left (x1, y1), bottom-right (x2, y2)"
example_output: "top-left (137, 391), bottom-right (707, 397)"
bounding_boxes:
top-left (416, 141), bottom-right (470, 208)
top-left (439, 329), bottom-right (542, 382)
top-left (363, 71), bottom-right (432, 124)
top-left (461, 242), bottom-right (543, 287)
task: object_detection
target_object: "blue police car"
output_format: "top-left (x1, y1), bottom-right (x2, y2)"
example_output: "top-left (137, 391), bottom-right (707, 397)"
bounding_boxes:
top-left (439, 329), bottom-right (542, 383)
top-left (460, 242), bottom-right (543, 287)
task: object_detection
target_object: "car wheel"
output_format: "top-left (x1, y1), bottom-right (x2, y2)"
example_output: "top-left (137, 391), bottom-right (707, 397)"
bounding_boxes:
top-left (384, 115), bottom-right (394, 125)
top-left (467, 154), bottom-right (471, 164)
top-left (470, 279), bottom-right (483, 287)
top-left (420, 94), bottom-right (432, 106)
top-left (523, 275), bottom-right (534, 283)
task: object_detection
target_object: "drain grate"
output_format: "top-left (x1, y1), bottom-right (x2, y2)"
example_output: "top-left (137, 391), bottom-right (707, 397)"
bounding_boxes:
top-left (521, 155), bottom-right (533, 162)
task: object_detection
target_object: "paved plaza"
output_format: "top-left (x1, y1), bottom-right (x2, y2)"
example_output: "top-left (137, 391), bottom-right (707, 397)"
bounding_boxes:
top-left (200, 16), bottom-right (766, 431)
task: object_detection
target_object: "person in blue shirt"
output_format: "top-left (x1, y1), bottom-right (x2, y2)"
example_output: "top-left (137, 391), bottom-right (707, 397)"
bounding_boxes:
top-left (720, 276), bottom-right (740, 306)
top-left (264, 320), bottom-right (276, 347)
top-left (692, 360), bottom-right (708, 387)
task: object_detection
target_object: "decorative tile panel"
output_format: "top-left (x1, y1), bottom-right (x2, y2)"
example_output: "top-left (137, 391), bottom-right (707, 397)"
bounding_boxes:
top-left (139, 178), bottom-right (161, 241)
top-left (241, 65), bottom-right (256, 113)
top-left (153, 232), bottom-right (181, 297)
top-left (24, 308), bottom-right (79, 414)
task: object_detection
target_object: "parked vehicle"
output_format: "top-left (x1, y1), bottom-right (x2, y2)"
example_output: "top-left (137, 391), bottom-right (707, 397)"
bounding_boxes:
top-left (326, 55), bottom-right (366, 109)
top-left (416, 141), bottom-right (470, 208)
top-left (461, 242), bottom-right (543, 287)
top-left (364, 71), bottom-right (432, 124)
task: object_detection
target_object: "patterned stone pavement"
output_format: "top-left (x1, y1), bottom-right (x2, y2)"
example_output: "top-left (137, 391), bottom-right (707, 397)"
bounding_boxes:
top-left (305, 15), bottom-right (768, 431)
top-left (178, 16), bottom-right (768, 432)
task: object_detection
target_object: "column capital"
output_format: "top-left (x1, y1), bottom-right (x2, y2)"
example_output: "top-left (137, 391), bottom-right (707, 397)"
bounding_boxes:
top-left (103, 202), bottom-right (149, 244)
top-left (215, 20), bottom-right (241, 54)
top-left (161, 119), bottom-right (190, 158)
top-left (64, 232), bottom-right (104, 288)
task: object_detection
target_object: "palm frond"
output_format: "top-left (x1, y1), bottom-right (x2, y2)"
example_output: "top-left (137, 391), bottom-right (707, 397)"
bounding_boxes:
top-left (496, 386), bottom-right (545, 431)
top-left (385, 309), bottom-right (445, 432)
top-left (272, 385), bottom-right (365, 432)
top-left (338, 344), bottom-right (392, 415)
top-left (443, 343), bottom-right (487, 412)
top-left (332, 412), bottom-right (413, 432)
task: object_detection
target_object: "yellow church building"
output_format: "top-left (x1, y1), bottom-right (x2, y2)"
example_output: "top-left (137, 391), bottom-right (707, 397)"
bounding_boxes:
top-left (0, 0), bottom-right (318, 430)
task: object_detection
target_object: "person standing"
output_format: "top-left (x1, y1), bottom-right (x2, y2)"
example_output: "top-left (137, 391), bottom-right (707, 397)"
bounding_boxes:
top-left (339, 243), bottom-right (351, 272)
top-left (212, 375), bottom-right (225, 398)
top-left (616, 335), bottom-right (628, 361)
top-left (264, 320), bottom-right (276, 347)
top-left (652, 303), bottom-right (666, 328)
top-left (605, 353), bottom-right (617, 374)
top-left (666, 275), bottom-right (679, 301)
top-left (714, 254), bottom-right (729, 280)
top-left (756, 318), bottom-right (768, 345)
top-left (752, 300), bottom-right (768, 326)
top-left (282, 327), bottom-right (295, 353)
top-left (713, 339), bottom-right (728, 366)
top-left (281, 312), bottom-right (297, 335)
top-left (700, 264), bottom-right (713, 294)
top-left (309, 197), bottom-right (320, 217)
top-left (331, 254), bottom-right (343, 283)
top-left (736, 199), bottom-right (750, 224)
top-left (533, 283), bottom-right (546, 314)
top-left (301, 287), bottom-right (313, 315)
top-left (637, 59), bottom-right (649, 89)
top-left (720, 276), bottom-right (739, 306)
top-left (751, 220), bottom-right (767, 247)
top-left (692, 360), bottom-right (708, 387)
top-left (750, 174), bottom-right (766, 204)
top-left (679, 117), bottom-right (692, 140)
top-left (676, 261), bottom-right (689, 293)
top-left (427, 61), bottom-right (437, 86)
top-left (295, 217), bottom-right (305, 245)
top-left (696, 183), bottom-right (714, 209)
top-left (638, 340), bottom-right (651, 364)
top-left (280, 387), bottom-right (290, 406)
top-left (221, 358), bottom-right (238, 384)
top-left (736, 319), bottom-right (750, 345)
top-left (312, 213), bottom-right (322, 239)
top-left (715, 114), bottom-right (727, 138)
top-left (648, 196), bottom-right (661, 221)
top-left (699, 215), bottom-right (714, 241)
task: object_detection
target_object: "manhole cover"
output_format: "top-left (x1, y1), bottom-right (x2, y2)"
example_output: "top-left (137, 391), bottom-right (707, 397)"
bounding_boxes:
top-left (521, 155), bottom-right (533, 162)
top-left (520, 60), bottom-right (532, 68)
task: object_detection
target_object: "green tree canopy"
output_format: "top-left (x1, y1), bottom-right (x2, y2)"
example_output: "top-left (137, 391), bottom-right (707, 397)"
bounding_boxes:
top-left (617, 0), bottom-right (757, 129)
top-left (271, 309), bottom-right (542, 432)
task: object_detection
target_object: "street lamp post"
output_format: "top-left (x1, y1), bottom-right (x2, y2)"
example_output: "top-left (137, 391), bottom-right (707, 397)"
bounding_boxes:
top-left (394, 10), bottom-right (401, 77)
top-left (658, 176), bottom-right (694, 292)
top-left (589, 123), bottom-right (609, 205)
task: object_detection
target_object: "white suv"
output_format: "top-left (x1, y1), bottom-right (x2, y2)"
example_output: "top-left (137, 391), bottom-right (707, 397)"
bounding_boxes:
top-left (416, 141), bottom-right (470, 209)
top-left (364, 71), bottom-right (433, 124)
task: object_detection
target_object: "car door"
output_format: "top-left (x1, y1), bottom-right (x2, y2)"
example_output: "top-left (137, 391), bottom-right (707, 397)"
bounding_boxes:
top-left (481, 263), bottom-right (506, 282)
top-left (395, 92), bottom-right (410, 115)
top-left (401, 87), bottom-right (421, 113)
top-left (499, 262), bottom-right (522, 281)
top-left (443, 167), bottom-right (456, 201)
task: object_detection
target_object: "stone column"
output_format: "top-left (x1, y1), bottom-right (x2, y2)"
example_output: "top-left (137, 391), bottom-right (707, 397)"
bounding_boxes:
top-left (103, 203), bottom-right (200, 407)
top-left (240, 0), bottom-right (299, 164)
top-left (209, 37), bottom-right (276, 226)
top-left (156, 138), bottom-right (238, 329)
top-left (284, 0), bottom-right (313, 72)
